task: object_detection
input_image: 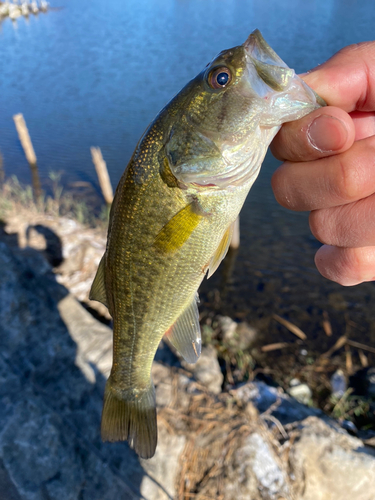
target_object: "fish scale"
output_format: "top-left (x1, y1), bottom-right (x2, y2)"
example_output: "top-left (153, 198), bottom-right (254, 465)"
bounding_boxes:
top-left (90, 29), bottom-right (324, 458)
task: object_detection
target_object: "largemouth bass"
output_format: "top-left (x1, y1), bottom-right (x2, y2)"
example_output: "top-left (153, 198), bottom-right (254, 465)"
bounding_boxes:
top-left (90, 29), bottom-right (324, 458)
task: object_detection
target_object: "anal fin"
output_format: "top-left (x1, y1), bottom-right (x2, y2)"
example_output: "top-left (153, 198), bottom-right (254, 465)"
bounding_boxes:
top-left (89, 253), bottom-right (108, 307)
top-left (164, 294), bottom-right (201, 364)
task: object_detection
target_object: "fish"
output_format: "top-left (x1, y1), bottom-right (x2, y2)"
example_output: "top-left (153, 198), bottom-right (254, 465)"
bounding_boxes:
top-left (90, 29), bottom-right (325, 459)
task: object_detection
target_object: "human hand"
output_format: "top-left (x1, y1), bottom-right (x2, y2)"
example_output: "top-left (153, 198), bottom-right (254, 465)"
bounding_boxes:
top-left (270, 42), bottom-right (375, 286)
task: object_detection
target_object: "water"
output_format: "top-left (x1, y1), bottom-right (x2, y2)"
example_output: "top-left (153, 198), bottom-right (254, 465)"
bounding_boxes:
top-left (1, 0), bottom-right (374, 188)
top-left (1, 0), bottom-right (375, 356)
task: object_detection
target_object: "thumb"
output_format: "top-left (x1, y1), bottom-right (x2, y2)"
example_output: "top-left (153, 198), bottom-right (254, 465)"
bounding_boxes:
top-left (270, 106), bottom-right (355, 162)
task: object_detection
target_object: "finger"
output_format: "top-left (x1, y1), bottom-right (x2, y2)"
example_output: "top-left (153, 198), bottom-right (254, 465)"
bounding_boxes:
top-left (349, 111), bottom-right (375, 140)
top-left (309, 192), bottom-right (375, 247)
top-left (302, 42), bottom-right (375, 112)
top-left (314, 245), bottom-right (375, 286)
top-left (271, 135), bottom-right (375, 211)
top-left (270, 106), bottom-right (355, 162)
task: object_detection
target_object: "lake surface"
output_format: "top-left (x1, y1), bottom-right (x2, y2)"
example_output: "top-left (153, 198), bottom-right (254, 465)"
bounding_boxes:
top-left (1, 0), bottom-right (375, 188)
top-left (1, 0), bottom-right (375, 364)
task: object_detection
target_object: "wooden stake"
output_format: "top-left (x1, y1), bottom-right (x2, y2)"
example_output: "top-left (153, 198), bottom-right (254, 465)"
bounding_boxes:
top-left (13, 113), bottom-right (37, 164)
top-left (0, 150), bottom-right (4, 188)
top-left (90, 147), bottom-right (113, 205)
top-left (13, 113), bottom-right (41, 199)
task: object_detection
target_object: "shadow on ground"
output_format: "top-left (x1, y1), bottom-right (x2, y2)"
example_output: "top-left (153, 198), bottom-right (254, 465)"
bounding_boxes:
top-left (0, 225), bottom-right (171, 500)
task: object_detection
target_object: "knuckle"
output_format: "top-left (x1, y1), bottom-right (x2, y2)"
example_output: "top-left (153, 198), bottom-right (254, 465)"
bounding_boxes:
top-left (309, 207), bottom-right (350, 246)
top-left (334, 155), bottom-right (365, 202)
top-left (309, 210), bottom-right (331, 244)
top-left (337, 247), bottom-right (371, 286)
top-left (333, 140), bottom-right (375, 203)
top-left (342, 248), bottom-right (367, 284)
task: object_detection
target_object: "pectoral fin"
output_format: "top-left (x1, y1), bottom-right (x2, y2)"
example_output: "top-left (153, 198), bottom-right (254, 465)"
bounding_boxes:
top-left (89, 254), bottom-right (108, 307)
top-left (207, 221), bottom-right (235, 279)
top-left (154, 203), bottom-right (202, 254)
top-left (164, 294), bottom-right (201, 364)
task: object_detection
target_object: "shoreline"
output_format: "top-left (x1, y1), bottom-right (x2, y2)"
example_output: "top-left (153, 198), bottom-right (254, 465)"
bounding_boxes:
top-left (1, 177), bottom-right (374, 434)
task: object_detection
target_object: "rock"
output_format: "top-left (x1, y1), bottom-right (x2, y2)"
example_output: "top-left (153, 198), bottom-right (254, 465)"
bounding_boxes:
top-left (233, 381), bottom-right (321, 424)
top-left (0, 238), bottom-right (180, 500)
top-left (140, 426), bottom-right (186, 500)
top-left (57, 294), bottom-right (113, 382)
top-left (234, 321), bottom-right (258, 350)
top-left (216, 315), bottom-right (257, 350)
top-left (290, 417), bottom-right (375, 500)
top-left (223, 432), bottom-right (291, 500)
top-left (2, 215), bottom-right (375, 500)
top-left (232, 382), bottom-right (375, 499)
top-left (186, 345), bottom-right (223, 394)
top-left (288, 383), bottom-right (312, 406)
top-left (330, 368), bottom-right (347, 398)
top-left (1, 212), bottom-right (108, 318)
top-left (217, 315), bottom-right (237, 341)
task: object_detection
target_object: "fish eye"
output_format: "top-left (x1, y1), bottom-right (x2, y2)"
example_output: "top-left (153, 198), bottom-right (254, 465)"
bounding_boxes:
top-left (208, 67), bottom-right (232, 89)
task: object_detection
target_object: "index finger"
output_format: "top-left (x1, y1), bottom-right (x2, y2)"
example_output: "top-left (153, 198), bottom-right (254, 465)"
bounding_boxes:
top-left (270, 42), bottom-right (375, 162)
top-left (303, 41), bottom-right (375, 112)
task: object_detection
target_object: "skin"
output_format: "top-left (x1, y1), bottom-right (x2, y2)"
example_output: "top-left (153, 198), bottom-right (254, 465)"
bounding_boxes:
top-left (270, 42), bottom-right (375, 286)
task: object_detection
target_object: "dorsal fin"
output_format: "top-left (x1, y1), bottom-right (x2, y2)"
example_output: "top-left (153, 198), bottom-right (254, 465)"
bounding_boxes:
top-left (164, 294), bottom-right (201, 364)
top-left (207, 220), bottom-right (235, 279)
top-left (89, 254), bottom-right (108, 307)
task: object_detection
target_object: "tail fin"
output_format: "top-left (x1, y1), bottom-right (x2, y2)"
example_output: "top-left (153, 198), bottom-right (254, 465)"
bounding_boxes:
top-left (101, 379), bottom-right (157, 459)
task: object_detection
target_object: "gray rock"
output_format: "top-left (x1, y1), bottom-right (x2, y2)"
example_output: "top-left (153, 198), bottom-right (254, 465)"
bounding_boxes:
top-left (224, 432), bottom-right (291, 500)
top-left (217, 315), bottom-right (238, 341)
top-left (140, 426), bottom-right (185, 500)
top-left (187, 345), bottom-right (223, 394)
top-left (232, 381), bottom-right (321, 424)
top-left (0, 239), bottom-right (174, 500)
top-left (330, 368), bottom-right (347, 398)
top-left (2, 217), bottom-right (375, 500)
top-left (290, 417), bottom-right (375, 500)
top-left (288, 383), bottom-right (312, 406)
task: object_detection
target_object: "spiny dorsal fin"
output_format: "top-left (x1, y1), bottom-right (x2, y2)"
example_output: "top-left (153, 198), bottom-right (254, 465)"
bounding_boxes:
top-left (165, 294), bottom-right (201, 364)
top-left (207, 220), bottom-right (235, 279)
top-left (89, 254), bottom-right (108, 307)
top-left (153, 203), bottom-right (202, 254)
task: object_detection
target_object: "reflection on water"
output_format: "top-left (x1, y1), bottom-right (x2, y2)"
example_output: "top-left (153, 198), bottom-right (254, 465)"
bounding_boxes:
top-left (1, 0), bottom-right (375, 188)
top-left (1, 0), bottom-right (375, 350)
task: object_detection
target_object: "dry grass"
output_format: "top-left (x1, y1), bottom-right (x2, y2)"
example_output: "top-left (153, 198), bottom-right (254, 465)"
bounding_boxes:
top-left (158, 370), bottom-right (293, 500)
top-left (0, 175), bottom-right (108, 227)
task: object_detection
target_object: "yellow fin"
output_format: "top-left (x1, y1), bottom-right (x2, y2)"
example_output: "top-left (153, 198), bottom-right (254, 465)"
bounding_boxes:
top-left (165, 294), bottom-right (201, 364)
top-left (89, 254), bottom-right (108, 307)
top-left (207, 221), bottom-right (235, 279)
top-left (101, 378), bottom-right (157, 459)
top-left (154, 203), bottom-right (202, 254)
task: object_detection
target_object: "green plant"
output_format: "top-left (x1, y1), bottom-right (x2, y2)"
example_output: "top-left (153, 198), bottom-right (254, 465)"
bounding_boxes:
top-left (329, 388), bottom-right (371, 421)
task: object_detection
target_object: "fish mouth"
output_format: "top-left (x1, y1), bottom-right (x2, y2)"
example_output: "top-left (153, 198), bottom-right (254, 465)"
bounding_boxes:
top-left (243, 29), bottom-right (326, 108)
top-left (244, 29), bottom-right (290, 70)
